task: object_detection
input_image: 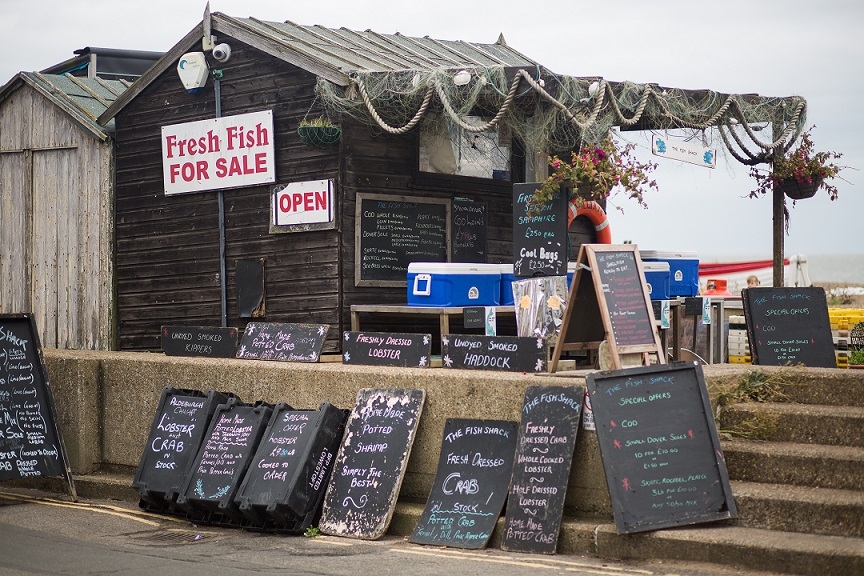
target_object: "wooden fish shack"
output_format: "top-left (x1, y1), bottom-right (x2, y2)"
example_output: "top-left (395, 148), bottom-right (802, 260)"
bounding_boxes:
top-left (98, 10), bottom-right (601, 353)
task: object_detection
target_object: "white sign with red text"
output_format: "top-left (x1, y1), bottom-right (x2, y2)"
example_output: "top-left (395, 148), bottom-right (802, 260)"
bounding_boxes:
top-left (273, 179), bottom-right (334, 226)
top-left (161, 110), bottom-right (275, 195)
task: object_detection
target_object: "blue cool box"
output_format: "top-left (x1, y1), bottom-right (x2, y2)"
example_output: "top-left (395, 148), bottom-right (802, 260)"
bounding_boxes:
top-left (640, 250), bottom-right (699, 297)
top-left (407, 263), bottom-right (501, 307)
top-left (642, 261), bottom-right (671, 300)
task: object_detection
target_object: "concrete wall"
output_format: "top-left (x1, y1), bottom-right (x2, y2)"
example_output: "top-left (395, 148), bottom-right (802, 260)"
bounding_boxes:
top-left (43, 350), bottom-right (818, 520)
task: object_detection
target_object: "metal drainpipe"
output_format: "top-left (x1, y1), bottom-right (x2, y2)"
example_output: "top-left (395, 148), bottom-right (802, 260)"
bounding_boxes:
top-left (215, 74), bottom-right (227, 327)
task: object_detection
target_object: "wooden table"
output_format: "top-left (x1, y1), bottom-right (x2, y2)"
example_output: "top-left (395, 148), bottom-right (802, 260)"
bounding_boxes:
top-left (350, 305), bottom-right (516, 336)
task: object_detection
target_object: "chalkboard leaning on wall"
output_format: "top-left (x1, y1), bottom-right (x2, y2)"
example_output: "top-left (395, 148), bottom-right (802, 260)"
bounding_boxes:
top-left (0, 314), bottom-right (77, 500)
top-left (355, 193), bottom-right (451, 287)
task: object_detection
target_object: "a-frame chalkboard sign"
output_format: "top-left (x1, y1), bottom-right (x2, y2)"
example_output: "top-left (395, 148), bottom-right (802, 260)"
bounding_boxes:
top-left (0, 314), bottom-right (77, 500)
top-left (550, 244), bottom-right (664, 372)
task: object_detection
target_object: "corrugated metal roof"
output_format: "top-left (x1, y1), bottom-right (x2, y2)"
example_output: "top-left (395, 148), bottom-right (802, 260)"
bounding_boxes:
top-left (99, 13), bottom-right (542, 125)
top-left (0, 72), bottom-right (129, 140)
top-left (233, 17), bottom-right (539, 74)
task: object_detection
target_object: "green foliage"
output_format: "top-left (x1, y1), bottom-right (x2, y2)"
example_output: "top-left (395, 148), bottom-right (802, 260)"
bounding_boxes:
top-left (303, 526), bottom-right (321, 538)
top-left (849, 349), bottom-right (864, 365)
top-left (299, 116), bottom-right (334, 128)
top-left (530, 135), bottom-right (658, 212)
top-left (749, 126), bottom-right (844, 201)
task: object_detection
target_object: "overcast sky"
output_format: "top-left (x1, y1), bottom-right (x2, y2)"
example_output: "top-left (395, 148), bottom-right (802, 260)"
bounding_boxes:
top-left (2, 0), bottom-right (861, 260)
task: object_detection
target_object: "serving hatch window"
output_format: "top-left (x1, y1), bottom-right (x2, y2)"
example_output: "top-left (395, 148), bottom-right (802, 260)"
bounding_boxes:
top-left (419, 112), bottom-right (511, 180)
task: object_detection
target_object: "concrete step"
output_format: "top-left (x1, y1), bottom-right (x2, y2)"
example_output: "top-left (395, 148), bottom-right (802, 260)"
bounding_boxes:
top-left (590, 522), bottom-right (864, 576)
top-left (731, 480), bottom-right (864, 538)
top-left (722, 438), bottom-right (864, 490)
top-left (771, 372), bottom-right (864, 407)
top-left (719, 402), bottom-right (864, 447)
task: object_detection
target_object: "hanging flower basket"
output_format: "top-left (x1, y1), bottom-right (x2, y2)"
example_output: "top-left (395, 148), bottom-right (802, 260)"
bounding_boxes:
top-left (297, 125), bottom-right (341, 148)
top-left (779, 177), bottom-right (821, 200)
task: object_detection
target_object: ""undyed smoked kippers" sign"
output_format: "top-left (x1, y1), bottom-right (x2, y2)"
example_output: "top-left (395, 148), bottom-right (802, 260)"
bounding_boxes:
top-left (161, 110), bottom-right (275, 195)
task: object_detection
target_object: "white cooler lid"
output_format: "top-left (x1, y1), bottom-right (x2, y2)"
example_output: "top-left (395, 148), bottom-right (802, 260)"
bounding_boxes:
top-left (642, 261), bottom-right (670, 271)
top-left (407, 262), bottom-right (501, 275)
top-left (640, 250), bottom-right (699, 259)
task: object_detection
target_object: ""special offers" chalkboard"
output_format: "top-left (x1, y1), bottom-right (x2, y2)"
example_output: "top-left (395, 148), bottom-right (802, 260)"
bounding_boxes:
top-left (502, 386), bottom-right (584, 554)
top-left (587, 362), bottom-right (736, 534)
top-left (410, 418), bottom-right (518, 549)
top-left (742, 287), bottom-right (835, 368)
top-left (342, 331), bottom-right (432, 368)
top-left (355, 193), bottom-right (450, 286)
top-left (0, 314), bottom-right (76, 499)
top-left (512, 183), bottom-right (568, 278)
top-left (237, 322), bottom-right (328, 363)
top-left (319, 388), bottom-right (425, 539)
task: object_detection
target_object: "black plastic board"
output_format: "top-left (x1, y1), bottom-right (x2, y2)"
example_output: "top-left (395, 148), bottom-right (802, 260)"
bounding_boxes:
top-left (743, 287), bottom-right (835, 367)
top-left (441, 334), bottom-right (547, 372)
top-left (502, 386), bottom-right (584, 554)
top-left (161, 326), bottom-right (238, 358)
top-left (133, 388), bottom-right (232, 511)
top-left (0, 314), bottom-right (75, 498)
top-left (235, 403), bottom-right (347, 531)
top-left (236, 322), bottom-right (328, 362)
top-left (410, 418), bottom-right (518, 549)
top-left (342, 331), bottom-right (432, 368)
top-left (587, 362), bottom-right (736, 534)
top-left (319, 389), bottom-right (425, 539)
top-left (176, 400), bottom-right (273, 524)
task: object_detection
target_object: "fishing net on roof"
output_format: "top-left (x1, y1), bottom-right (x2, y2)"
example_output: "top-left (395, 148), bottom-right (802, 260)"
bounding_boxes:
top-left (316, 65), bottom-right (808, 163)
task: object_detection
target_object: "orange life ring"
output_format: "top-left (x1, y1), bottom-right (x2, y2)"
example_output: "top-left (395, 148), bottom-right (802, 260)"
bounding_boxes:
top-left (568, 199), bottom-right (611, 244)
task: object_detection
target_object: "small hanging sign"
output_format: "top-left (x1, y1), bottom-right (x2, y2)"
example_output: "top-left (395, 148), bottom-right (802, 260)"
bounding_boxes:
top-left (652, 135), bottom-right (716, 169)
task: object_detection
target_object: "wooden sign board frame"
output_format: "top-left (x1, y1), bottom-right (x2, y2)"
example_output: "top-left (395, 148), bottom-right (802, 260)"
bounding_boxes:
top-left (550, 244), bottom-right (664, 372)
top-left (0, 313), bottom-right (77, 500)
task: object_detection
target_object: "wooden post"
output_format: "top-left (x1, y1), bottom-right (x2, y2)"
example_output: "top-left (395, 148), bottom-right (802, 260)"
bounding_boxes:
top-left (772, 121), bottom-right (785, 287)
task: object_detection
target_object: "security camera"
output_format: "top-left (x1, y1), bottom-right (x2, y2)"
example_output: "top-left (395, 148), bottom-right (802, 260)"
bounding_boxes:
top-left (212, 43), bottom-right (231, 63)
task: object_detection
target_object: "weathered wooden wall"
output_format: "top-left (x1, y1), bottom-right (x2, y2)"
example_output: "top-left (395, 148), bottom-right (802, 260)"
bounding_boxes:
top-left (0, 83), bottom-right (113, 349)
top-left (113, 39), bottom-right (342, 352)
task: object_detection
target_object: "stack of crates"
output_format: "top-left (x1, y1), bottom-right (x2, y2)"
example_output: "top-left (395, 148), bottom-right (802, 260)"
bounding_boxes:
top-left (727, 315), bottom-right (751, 364)
top-left (829, 308), bottom-right (864, 368)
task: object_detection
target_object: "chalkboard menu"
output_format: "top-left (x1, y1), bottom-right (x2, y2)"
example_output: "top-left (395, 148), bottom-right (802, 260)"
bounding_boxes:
top-left (0, 314), bottom-right (75, 498)
top-left (133, 387), bottom-right (232, 512)
top-left (410, 418), bottom-right (518, 549)
top-left (342, 331), bottom-right (432, 368)
top-left (594, 250), bottom-right (656, 347)
top-left (355, 193), bottom-right (450, 286)
top-left (319, 388), bottom-right (425, 539)
top-left (512, 182), bottom-right (568, 278)
top-left (161, 326), bottom-right (238, 358)
top-left (743, 287), bottom-right (835, 368)
top-left (235, 403), bottom-right (347, 531)
top-left (237, 322), bottom-right (328, 362)
top-left (452, 199), bottom-right (487, 263)
top-left (502, 386), bottom-right (584, 554)
top-left (176, 399), bottom-right (273, 524)
top-left (441, 334), bottom-right (547, 373)
top-left (551, 245), bottom-right (664, 372)
top-left (587, 362), bottom-right (736, 534)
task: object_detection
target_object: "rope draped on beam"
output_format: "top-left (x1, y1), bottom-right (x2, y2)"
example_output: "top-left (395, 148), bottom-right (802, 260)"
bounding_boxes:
top-left (336, 67), bottom-right (807, 164)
